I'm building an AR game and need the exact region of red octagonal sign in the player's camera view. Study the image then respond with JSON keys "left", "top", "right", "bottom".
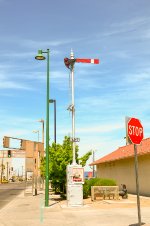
{"left": 128, "top": 118, "right": 144, "bottom": 145}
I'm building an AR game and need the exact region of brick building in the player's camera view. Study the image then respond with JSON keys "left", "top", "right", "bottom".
{"left": 0, "top": 150, "right": 13, "bottom": 182}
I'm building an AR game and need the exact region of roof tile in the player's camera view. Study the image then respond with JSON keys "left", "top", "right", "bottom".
{"left": 90, "top": 138, "right": 150, "bottom": 165}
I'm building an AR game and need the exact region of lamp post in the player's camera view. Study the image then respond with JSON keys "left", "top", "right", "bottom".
{"left": 35, "top": 49, "right": 50, "bottom": 207}
{"left": 32, "top": 130, "right": 39, "bottom": 196}
{"left": 32, "top": 130, "right": 39, "bottom": 142}
{"left": 37, "top": 119, "right": 44, "bottom": 143}
{"left": 37, "top": 118, "right": 45, "bottom": 190}
{"left": 49, "top": 99, "right": 56, "bottom": 143}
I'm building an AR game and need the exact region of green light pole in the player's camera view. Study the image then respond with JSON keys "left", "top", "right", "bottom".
{"left": 35, "top": 49, "right": 50, "bottom": 207}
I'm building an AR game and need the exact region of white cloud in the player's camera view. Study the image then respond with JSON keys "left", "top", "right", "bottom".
{"left": 0, "top": 79, "right": 32, "bottom": 90}
{"left": 57, "top": 122, "right": 123, "bottom": 135}
{"left": 0, "top": 116, "right": 43, "bottom": 149}
{"left": 76, "top": 123, "right": 123, "bottom": 134}
{"left": 0, "top": 129, "right": 30, "bottom": 138}
{"left": 103, "top": 16, "right": 150, "bottom": 38}
{"left": 0, "top": 80, "right": 31, "bottom": 90}
{"left": 142, "top": 29, "right": 150, "bottom": 39}
{"left": 51, "top": 71, "right": 68, "bottom": 80}
{"left": 0, "top": 71, "right": 33, "bottom": 90}
{"left": 21, "top": 37, "right": 84, "bottom": 49}
{"left": 111, "top": 16, "right": 149, "bottom": 29}
{"left": 109, "top": 50, "right": 130, "bottom": 59}
{"left": 77, "top": 96, "right": 109, "bottom": 108}
{"left": 124, "top": 72, "right": 150, "bottom": 83}
{"left": 75, "top": 77, "right": 102, "bottom": 90}
{"left": 2, "top": 50, "right": 60, "bottom": 58}
{"left": 79, "top": 136, "right": 125, "bottom": 170}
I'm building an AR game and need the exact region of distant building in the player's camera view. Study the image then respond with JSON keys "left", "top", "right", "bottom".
{"left": 90, "top": 138, "right": 150, "bottom": 196}
{"left": 84, "top": 171, "right": 93, "bottom": 179}
{"left": 88, "top": 172, "right": 93, "bottom": 178}
{"left": 0, "top": 150, "right": 13, "bottom": 182}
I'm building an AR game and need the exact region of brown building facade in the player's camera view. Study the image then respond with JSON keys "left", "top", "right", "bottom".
{"left": 90, "top": 138, "right": 150, "bottom": 196}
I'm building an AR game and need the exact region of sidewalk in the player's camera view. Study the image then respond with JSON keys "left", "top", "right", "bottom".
{"left": 0, "top": 191, "right": 150, "bottom": 226}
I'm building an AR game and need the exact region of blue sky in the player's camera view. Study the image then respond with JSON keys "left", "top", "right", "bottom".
{"left": 0, "top": 0, "right": 150, "bottom": 171}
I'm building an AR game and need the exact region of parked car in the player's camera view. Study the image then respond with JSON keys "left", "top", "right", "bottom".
{"left": 9, "top": 178, "right": 15, "bottom": 182}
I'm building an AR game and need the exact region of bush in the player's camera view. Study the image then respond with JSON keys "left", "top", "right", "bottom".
{"left": 94, "top": 178, "right": 116, "bottom": 186}
{"left": 83, "top": 182, "right": 89, "bottom": 199}
{"left": 83, "top": 178, "right": 117, "bottom": 199}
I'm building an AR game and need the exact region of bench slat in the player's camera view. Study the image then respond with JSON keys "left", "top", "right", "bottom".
{"left": 91, "top": 186, "right": 119, "bottom": 201}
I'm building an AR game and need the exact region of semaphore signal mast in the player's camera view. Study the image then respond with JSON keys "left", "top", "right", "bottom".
{"left": 64, "top": 49, "right": 100, "bottom": 207}
{"left": 64, "top": 50, "right": 99, "bottom": 165}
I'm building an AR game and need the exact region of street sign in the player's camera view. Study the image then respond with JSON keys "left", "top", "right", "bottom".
{"left": 70, "top": 138, "right": 80, "bottom": 142}
{"left": 128, "top": 118, "right": 143, "bottom": 145}
{"left": 127, "top": 117, "right": 143, "bottom": 225}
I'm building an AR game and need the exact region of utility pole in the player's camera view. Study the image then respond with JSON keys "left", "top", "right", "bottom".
{"left": 0, "top": 161, "right": 3, "bottom": 183}
{"left": 7, "top": 162, "right": 8, "bottom": 181}
{"left": 1, "top": 151, "right": 4, "bottom": 183}
{"left": 92, "top": 151, "right": 95, "bottom": 178}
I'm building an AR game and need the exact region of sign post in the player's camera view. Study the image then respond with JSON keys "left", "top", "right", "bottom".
{"left": 127, "top": 117, "right": 144, "bottom": 226}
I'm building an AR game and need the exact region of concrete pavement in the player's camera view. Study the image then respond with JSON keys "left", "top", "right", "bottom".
{"left": 0, "top": 191, "right": 150, "bottom": 226}
{"left": 0, "top": 182, "right": 25, "bottom": 209}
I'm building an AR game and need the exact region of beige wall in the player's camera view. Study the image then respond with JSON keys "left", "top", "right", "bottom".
{"left": 96, "top": 154, "right": 150, "bottom": 196}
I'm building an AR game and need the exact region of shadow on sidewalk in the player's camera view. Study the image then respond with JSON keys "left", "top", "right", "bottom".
{"left": 49, "top": 201, "right": 60, "bottom": 207}
{"left": 129, "top": 222, "right": 145, "bottom": 226}
{"left": 49, "top": 195, "right": 65, "bottom": 207}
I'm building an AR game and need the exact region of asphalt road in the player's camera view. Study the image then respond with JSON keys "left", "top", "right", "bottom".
{"left": 0, "top": 182, "right": 25, "bottom": 209}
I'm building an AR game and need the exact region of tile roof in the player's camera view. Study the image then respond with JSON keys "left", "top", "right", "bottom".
{"left": 90, "top": 137, "right": 150, "bottom": 165}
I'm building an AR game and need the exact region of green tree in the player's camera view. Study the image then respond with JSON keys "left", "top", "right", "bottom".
{"left": 79, "top": 151, "right": 92, "bottom": 167}
{"left": 40, "top": 136, "right": 92, "bottom": 193}
{"left": 40, "top": 156, "right": 45, "bottom": 178}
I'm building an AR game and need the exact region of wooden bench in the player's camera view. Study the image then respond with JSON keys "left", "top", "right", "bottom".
{"left": 91, "top": 186, "right": 119, "bottom": 201}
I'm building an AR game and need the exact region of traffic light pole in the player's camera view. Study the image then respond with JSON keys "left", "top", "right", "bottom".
{"left": 0, "top": 151, "right": 4, "bottom": 183}
{"left": 7, "top": 162, "right": 9, "bottom": 181}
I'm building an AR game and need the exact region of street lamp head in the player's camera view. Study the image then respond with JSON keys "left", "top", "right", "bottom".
{"left": 37, "top": 119, "right": 44, "bottom": 123}
{"left": 49, "top": 99, "right": 54, "bottom": 103}
{"left": 35, "top": 50, "right": 46, "bottom": 60}
{"left": 32, "top": 130, "right": 39, "bottom": 133}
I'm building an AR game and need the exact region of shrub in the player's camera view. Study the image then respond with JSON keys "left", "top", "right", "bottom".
{"left": 83, "top": 182, "right": 90, "bottom": 199}
{"left": 85, "top": 178, "right": 100, "bottom": 195}
{"left": 94, "top": 178, "right": 116, "bottom": 186}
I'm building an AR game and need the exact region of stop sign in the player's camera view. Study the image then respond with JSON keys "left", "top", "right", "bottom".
{"left": 128, "top": 118, "right": 144, "bottom": 145}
